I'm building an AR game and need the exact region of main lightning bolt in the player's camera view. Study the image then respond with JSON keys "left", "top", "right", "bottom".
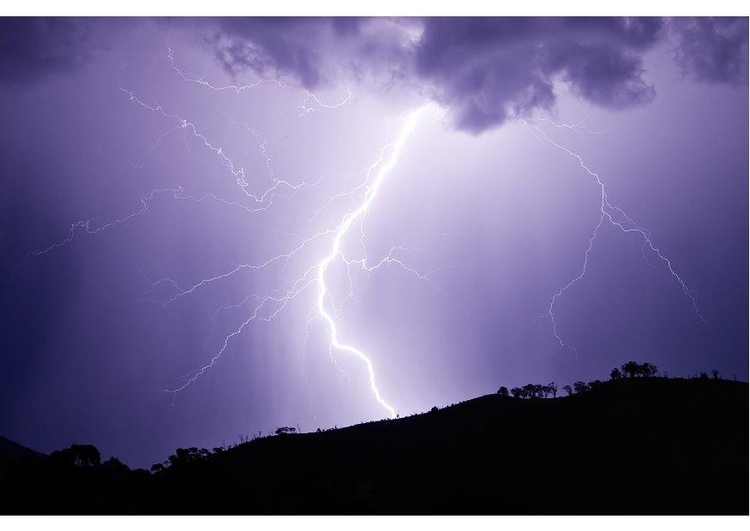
{"left": 315, "top": 106, "right": 430, "bottom": 419}
{"left": 23, "top": 37, "right": 444, "bottom": 423}
{"left": 157, "top": 105, "right": 432, "bottom": 415}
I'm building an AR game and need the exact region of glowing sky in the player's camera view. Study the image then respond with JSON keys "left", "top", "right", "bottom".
{"left": 0, "top": 17, "right": 747, "bottom": 468}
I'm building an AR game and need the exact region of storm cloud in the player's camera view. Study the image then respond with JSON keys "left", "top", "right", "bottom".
{"left": 670, "top": 17, "right": 749, "bottom": 85}
{"left": 2, "top": 17, "right": 746, "bottom": 131}
{"left": 211, "top": 17, "right": 418, "bottom": 91}
{"left": 212, "top": 17, "right": 747, "bottom": 133}
{"left": 413, "top": 17, "right": 663, "bottom": 132}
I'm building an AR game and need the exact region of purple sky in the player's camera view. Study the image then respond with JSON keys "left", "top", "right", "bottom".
{"left": 0, "top": 17, "right": 747, "bottom": 469}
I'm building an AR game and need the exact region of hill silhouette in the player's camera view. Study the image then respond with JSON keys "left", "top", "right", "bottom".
{"left": 1, "top": 375, "right": 747, "bottom": 514}
{"left": 0, "top": 435, "right": 45, "bottom": 465}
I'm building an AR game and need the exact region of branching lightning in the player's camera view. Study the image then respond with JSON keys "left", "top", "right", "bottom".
{"left": 32, "top": 34, "right": 699, "bottom": 422}
{"left": 314, "top": 106, "right": 430, "bottom": 419}
{"left": 525, "top": 119, "right": 704, "bottom": 359}
{"left": 153, "top": 106, "right": 432, "bottom": 414}
{"left": 24, "top": 43, "right": 440, "bottom": 419}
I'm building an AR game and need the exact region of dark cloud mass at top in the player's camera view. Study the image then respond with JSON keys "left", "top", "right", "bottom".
{"left": 670, "top": 17, "right": 749, "bottom": 85}
{"left": 0, "top": 17, "right": 747, "bottom": 131}
{"left": 211, "top": 17, "right": 667, "bottom": 132}
{"left": 413, "top": 17, "right": 664, "bottom": 132}
{"left": 212, "top": 17, "right": 417, "bottom": 91}
{"left": 213, "top": 16, "right": 747, "bottom": 133}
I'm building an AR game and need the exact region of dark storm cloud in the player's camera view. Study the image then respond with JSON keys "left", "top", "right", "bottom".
{"left": 212, "top": 17, "right": 415, "bottom": 90}
{"left": 414, "top": 17, "right": 663, "bottom": 132}
{"left": 212, "top": 16, "right": 749, "bottom": 134}
{"left": 213, "top": 18, "right": 327, "bottom": 87}
{"left": 213, "top": 17, "right": 666, "bottom": 133}
{"left": 671, "top": 17, "right": 749, "bottom": 85}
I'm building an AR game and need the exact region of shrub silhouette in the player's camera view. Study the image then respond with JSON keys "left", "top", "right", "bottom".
{"left": 165, "top": 447, "right": 210, "bottom": 469}
{"left": 547, "top": 382, "right": 557, "bottom": 398}
{"left": 621, "top": 361, "right": 641, "bottom": 378}
{"left": 620, "top": 361, "right": 658, "bottom": 378}
{"left": 49, "top": 444, "right": 101, "bottom": 469}
{"left": 522, "top": 383, "right": 541, "bottom": 399}
{"left": 573, "top": 381, "right": 590, "bottom": 394}
{"left": 497, "top": 386, "right": 509, "bottom": 397}
{"left": 640, "top": 363, "right": 658, "bottom": 377}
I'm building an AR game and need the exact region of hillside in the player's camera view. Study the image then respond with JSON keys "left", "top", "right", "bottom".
{"left": 0, "top": 435, "right": 45, "bottom": 465}
{"left": 1, "top": 376, "right": 747, "bottom": 514}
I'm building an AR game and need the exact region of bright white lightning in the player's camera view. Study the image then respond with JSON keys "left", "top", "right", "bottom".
{"left": 24, "top": 43, "right": 449, "bottom": 420}
{"left": 28, "top": 68, "right": 439, "bottom": 414}
{"left": 315, "top": 106, "right": 431, "bottom": 419}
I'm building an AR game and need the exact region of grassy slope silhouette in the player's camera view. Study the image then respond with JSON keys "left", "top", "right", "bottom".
{"left": 1, "top": 376, "right": 747, "bottom": 514}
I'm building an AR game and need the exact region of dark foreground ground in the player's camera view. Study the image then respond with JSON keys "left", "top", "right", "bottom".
{"left": 1, "top": 377, "right": 747, "bottom": 514}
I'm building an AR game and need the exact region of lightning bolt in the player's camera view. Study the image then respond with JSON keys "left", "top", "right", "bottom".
{"left": 31, "top": 38, "right": 699, "bottom": 421}
{"left": 314, "top": 106, "right": 430, "bottom": 419}
{"left": 23, "top": 34, "right": 447, "bottom": 424}
{"left": 154, "top": 106, "right": 432, "bottom": 415}
{"left": 525, "top": 119, "right": 704, "bottom": 358}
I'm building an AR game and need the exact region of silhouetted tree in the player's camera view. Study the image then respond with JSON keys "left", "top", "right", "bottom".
{"left": 621, "top": 361, "right": 641, "bottom": 378}
{"left": 617, "top": 361, "right": 659, "bottom": 378}
{"left": 522, "top": 384, "right": 539, "bottom": 399}
{"left": 49, "top": 444, "right": 101, "bottom": 469}
{"left": 562, "top": 385, "right": 573, "bottom": 396}
{"left": 699, "top": 371, "right": 709, "bottom": 380}
{"left": 497, "top": 386, "right": 509, "bottom": 397}
{"left": 511, "top": 387, "right": 522, "bottom": 399}
{"left": 166, "top": 447, "right": 210, "bottom": 469}
{"left": 102, "top": 457, "right": 129, "bottom": 474}
{"left": 548, "top": 382, "right": 557, "bottom": 398}
{"left": 712, "top": 370, "right": 720, "bottom": 380}
{"left": 275, "top": 426, "right": 297, "bottom": 435}
{"left": 588, "top": 379, "right": 604, "bottom": 391}
{"left": 639, "top": 363, "right": 658, "bottom": 377}
{"left": 573, "top": 381, "right": 590, "bottom": 394}
{"left": 610, "top": 368, "right": 623, "bottom": 380}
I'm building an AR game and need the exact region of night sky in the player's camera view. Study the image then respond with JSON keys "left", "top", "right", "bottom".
{"left": 0, "top": 17, "right": 747, "bottom": 469}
